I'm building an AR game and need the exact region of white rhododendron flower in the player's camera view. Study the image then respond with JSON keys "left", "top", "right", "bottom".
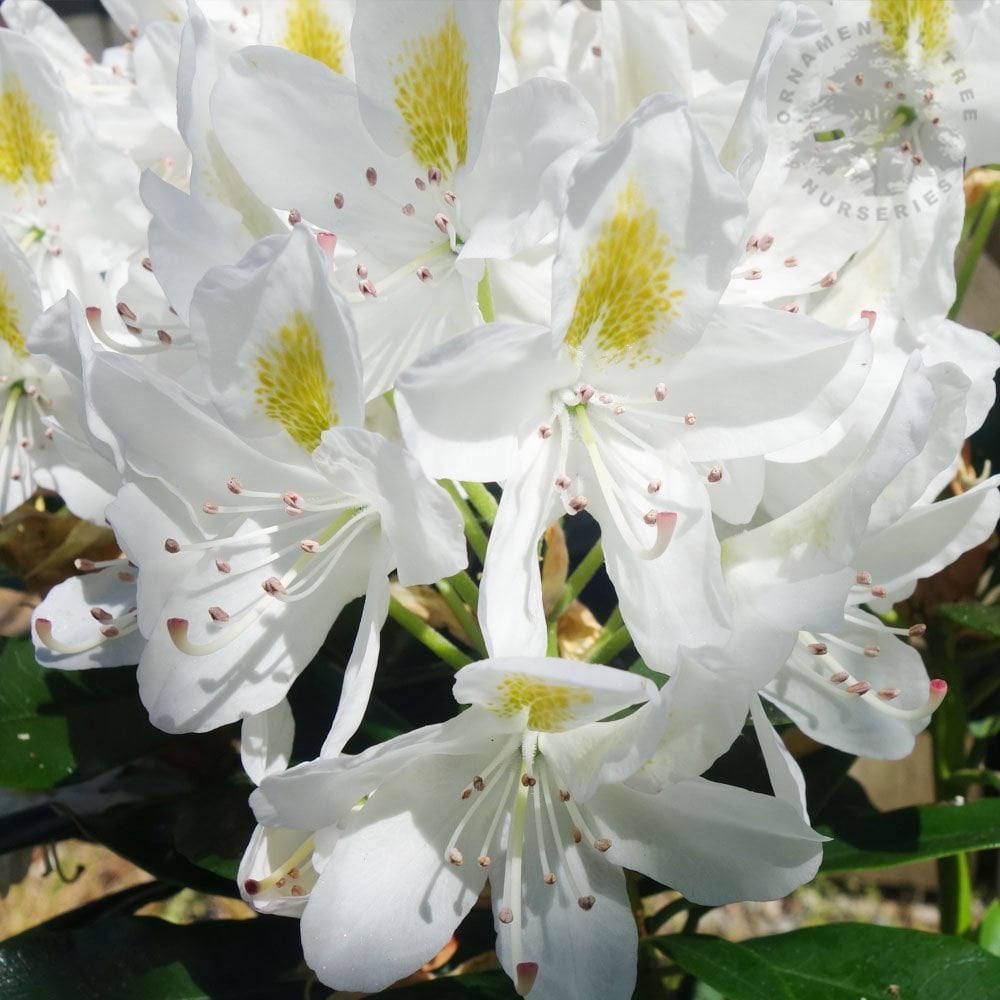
{"left": 0, "top": 28, "right": 146, "bottom": 308}
{"left": 245, "top": 658, "right": 825, "bottom": 999}
{"left": 397, "top": 92, "right": 874, "bottom": 671}
{"left": 84, "top": 227, "right": 465, "bottom": 735}
{"left": 211, "top": 0, "right": 597, "bottom": 395}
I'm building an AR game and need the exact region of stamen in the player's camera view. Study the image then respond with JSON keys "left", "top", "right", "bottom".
{"left": 34, "top": 614, "right": 139, "bottom": 655}
{"left": 516, "top": 962, "right": 538, "bottom": 997}
{"left": 502, "top": 758, "right": 533, "bottom": 986}
{"left": 244, "top": 837, "right": 315, "bottom": 897}
{"left": 572, "top": 405, "right": 677, "bottom": 559}
{"left": 84, "top": 306, "right": 167, "bottom": 355}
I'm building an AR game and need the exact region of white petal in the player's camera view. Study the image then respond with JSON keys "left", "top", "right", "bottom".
{"left": 479, "top": 432, "right": 564, "bottom": 658}
{"left": 454, "top": 657, "right": 654, "bottom": 732}
{"left": 672, "top": 306, "right": 873, "bottom": 461}
{"left": 717, "top": 1, "right": 800, "bottom": 192}
{"left": 766, "top": 616, "right": 933, "bottom": 760}
{"left": 319, "top": 544, "right": 393, "bottom": 757}
{"left": 457, "top": 77, "right": 597, "bottom": 261}
{"left": 32, "top": 567, "right": 144, "bottom": 671}
{"left": 395, "top": 322, "right": 572, "bottom": 483}
{"left": 860, "top": 477, "right": 1000, "bottom": 603}
{"left": 300, "top": 754, "right": 491, "bottom": 992}
{"left": 241, "top": 698, "right": 295, "bottom": 786}
{"left": 312, "top": 426, "right": 466, "bottom": 585}
{"left": 190, "top": 226, "right": 365, "bottom": 456}
{"left": 749, "top": 695, "right": 809, "bottom": 817}
{"left": 552, "top": 93, "right": 746, "bottom": 366}
{"left": 495, "top": 829, "right": 636, "bottom": 1000}
{"left": 597, "top": 777, "right": 825, "bottom": 904}
{"left": 351, "top": 0, "right": 500, "bottom": 177}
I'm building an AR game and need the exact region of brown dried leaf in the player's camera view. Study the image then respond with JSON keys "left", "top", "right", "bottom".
{"left": 389, "top": 581, "right": 470, "bottom": 645}
{"left": 0, "top": 586, "right": 37, "bottom": 636}
{"left": 964, "top": 166, "right": 1000, "bottom": 207}
{"left": 0, "top": 495, "right": 119, "bottom": 596}
{"left": 541, "top": 522, "right": 569, "bottom": 615}
{"left": 556, "top": 600, "right": 603, "bottom": 660}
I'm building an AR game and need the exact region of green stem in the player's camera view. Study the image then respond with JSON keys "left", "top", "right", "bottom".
{"left": 439, "top": 480, "right": 489, "bottom": 563}
{"left": 646, "top": 897, "right": 693, "bottom": 934}
{"left": 546, "top": 618, "right": 560, "bottom": 656}
{"left": 547, "top": 538, "right": 605, "bottom": 622}
{"left": 960, "top": 191, "right": 988, "bottom": 244}
{"left": 950, "top": 187, "right": 1000, "bottom": 320}
{"left": 461, "top": 481, "right": 499, "bottom": 527}
{"left": 938, "top": 855, "right": 973, "bottom": 936}
{"left": 446, "top": 570, "right": 480, "bottom": 613}
{"left": 930, "top": 624, "right": 972, "bottom": 935}
{"left": 681, "top": 904, "right": 709, "bottom": 935}
{"left": 586, "top": 608, "right": 630, "bottom": 664}
{"left": 435, "top": 577, "right": 487, "bottom": 657}
{"left": 477, "top": 263, "right": 496, "bottom": 323}
{"left": 388, "top": 595, "right": 472, "bottom": 670}
{"left": 947, "top": 767, "right": 1000, "bottom": 793}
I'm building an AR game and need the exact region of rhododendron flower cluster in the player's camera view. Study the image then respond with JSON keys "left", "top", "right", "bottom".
{"left": 3, "top": 1, "right": 997, "bottom": 998}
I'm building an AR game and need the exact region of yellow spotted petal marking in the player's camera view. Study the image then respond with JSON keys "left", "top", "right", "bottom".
{"left": 564, "top": 178, "right": 682, "bottom": 367}
{"left": 0, "top": 274, "right": 25, "bottom": 357}
{"left": 508, "top": 0, "right": 526, "bottom": 62}
{"left": 870, "top": 0, "right": 951, "bottom": 60}
{"left": 254, "top": 310, "right": 336, "bottom": 452}
{"left": 0, "top": 74, "right": 57, "bottom": 187}
{"left": 282, "top": 0, "right": 345, "bottom": 74}
{"left": 393, "top": 6, "right": 469, "bottom": 178}
{"left": 493, "top": 674, "right": 594, "bottom": 733}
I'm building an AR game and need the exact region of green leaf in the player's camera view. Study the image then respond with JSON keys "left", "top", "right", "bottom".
{"left": 0, "top": 915, "right": 305, "bottom": 999}
{"left": 657, "top": 926, "right": 1000, "bottom": 1000}
{"left": 655, "top": 935, "right": 793, "bottom": 1000}
{"left": 72, "top": 784, "right": 252, "bottom": 899}
{"left": 0, "top": 636, "right": 165, "bottom": 790}
{"left": 820, "top": 798, "right": 1000, "bottom": 872}
{"left": 0, "top": 637, "right": 76, "bottom": 789}
{"left": 939, "top": 603, "right": 1000, "bottom": 637}
{"left": 978, "top": 900, "right": 1000, "bottom": 958}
